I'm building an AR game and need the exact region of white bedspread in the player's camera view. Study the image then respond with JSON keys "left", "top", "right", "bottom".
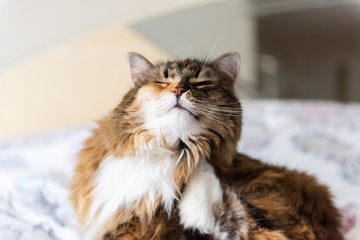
{"left": 0, "top": 100, "right": 359, "bottom": 239}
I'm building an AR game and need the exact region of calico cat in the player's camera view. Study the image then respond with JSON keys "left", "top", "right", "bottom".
{"left": 70, "top": 52, "right": 344, "bottom": 240}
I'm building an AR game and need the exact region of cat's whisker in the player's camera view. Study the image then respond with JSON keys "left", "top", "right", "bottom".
{"left": 194, "top": 104, "right": 234, "bottom": 118}
{"left": 107, "top": 108, "right": 141, "bottom": 119}
{"left": 185, "top": 149, "right": 191, "bottom": 170}
{"left": 192, "top": 102, "right": 243, "bottom": 115}
{"left": 199, "top": 106, "right": 242, "bottom": 114}
{"left": 194, "top": 97, "right": 240, "bottom": 105}
{"left": 204, "top": 37, "right": 220, "bottom": 63}
{"left": 198, "top": 106, "right": 242, "bottom": 115}
{"left": 176, "top": 150, "right": 185, "bottom": 166}
{"left": 105, "top": 115, "right": 144, "bottom": 123}
{"left": 193, "top": 107, "right": 237, "bottom": 128}
{"left": 194, "top": 101, "right": 241, "bottom": 108}
{"left": 108, "top": 122, "right": 145, "bottom": 147}
{"left": 194, "top": 109, "right": 227, "bottom": 124}
{"left": 197, "top": 103, "right": 242, "bottom": 110}
{"left": 103, "top": 114, "right": 133, "bottom": 120}
{"left": 114, "top": 106, "right": 140, "bottom": 112}
{"left": 194, "top": 108, "right": 241, "bottom": 130}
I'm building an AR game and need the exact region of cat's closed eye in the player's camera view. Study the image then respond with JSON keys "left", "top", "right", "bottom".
{"left": 154, "top": 81, "right": 169, "bottom": 87}
{"left": 192, "top": 81, "right": 213, "bottom": 88}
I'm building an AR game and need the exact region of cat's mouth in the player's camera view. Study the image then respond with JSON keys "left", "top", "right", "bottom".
{"left": 172, "top": 104, "right": 199, "bottom": 120}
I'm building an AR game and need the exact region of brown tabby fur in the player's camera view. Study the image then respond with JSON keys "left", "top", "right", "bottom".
{"left": 215, "top": 154, "right": 343, "bottom": 240}
{"left": 70, "top": 52, "right": 344, "bottom": 239}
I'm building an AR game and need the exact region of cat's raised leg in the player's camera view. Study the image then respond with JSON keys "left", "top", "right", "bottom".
{"left": 179, "top": 160, "right": 248, "bottom": 240}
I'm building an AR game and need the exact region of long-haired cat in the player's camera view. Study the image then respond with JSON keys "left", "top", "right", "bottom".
{"left": 70, "top": 52, "right": 344, "bottom": 240}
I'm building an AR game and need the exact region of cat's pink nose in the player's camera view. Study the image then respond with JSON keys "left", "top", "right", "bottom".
{"left": 170, "top": 87, "right": 185, "bottom": 96}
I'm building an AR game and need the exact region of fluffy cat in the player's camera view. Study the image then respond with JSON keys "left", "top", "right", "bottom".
{"left": 70, "top": 52, "right": 344, "bottom": 240}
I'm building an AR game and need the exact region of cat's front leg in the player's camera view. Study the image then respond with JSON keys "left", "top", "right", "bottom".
{"left": 212, "top": 186, "right": 250, "bottom": 240}
{"left": 179, "top": 160, "right": 248, "bottom": 240}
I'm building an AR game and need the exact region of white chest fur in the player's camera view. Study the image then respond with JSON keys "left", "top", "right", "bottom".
{"left": 86, "top": 153, "right": 179, "bottom": 238}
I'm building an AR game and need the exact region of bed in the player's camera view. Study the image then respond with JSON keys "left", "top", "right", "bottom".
{"left": 0, "top": 100, "right": 359, "bottom": 239}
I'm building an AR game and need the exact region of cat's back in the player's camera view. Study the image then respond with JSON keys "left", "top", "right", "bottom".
{"left": 217, "top": 153, "right": 344, "bottom": 240}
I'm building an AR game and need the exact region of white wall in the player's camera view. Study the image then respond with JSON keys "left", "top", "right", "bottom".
{"left": 0, "top": 0, "right": 219, "bottom": 73}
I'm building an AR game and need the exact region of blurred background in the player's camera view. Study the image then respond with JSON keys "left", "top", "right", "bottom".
{"left": 1, "top": 0, "right": 360, "bottom": 140}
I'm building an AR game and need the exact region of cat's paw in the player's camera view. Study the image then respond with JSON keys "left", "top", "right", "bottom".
{"left": 213, "top": 187, "right": 249, "bottom": 240}
{"left": 179, "top": 160, "right": 223, "bottom": 234}
{"left": 179, "top": 161, "right": 248, "bottom": 240}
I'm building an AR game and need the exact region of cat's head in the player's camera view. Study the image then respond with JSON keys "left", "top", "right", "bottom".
{"left": 108, "top": 52, "right": 242, "bottom": 164}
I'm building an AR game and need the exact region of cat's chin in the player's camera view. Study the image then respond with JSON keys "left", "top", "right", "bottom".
{"left": 170, "top": 105, "right": 198, "bottom": 120}
{"left": 152, "top": 106, "right": 204, "bottom": 146}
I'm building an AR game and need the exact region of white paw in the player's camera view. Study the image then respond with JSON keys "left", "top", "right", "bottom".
{"left": 179, "top": 160, "right": 223, "bottom": 234}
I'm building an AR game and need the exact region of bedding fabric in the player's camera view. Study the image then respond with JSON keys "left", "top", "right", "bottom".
{"left": 0, "top": 100, "right": 359, "bottom": 239}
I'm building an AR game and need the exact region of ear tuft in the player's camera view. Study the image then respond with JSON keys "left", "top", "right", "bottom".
{"left": 128, "top": 52, "right": 153, "bottom": 87}
{"left": 213, "top": 52, "right": 240, "bottom": 89}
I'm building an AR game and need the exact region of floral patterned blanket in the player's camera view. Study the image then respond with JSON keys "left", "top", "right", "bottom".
{"left": 0, "top": 100, "right": 359, "bottom": 239}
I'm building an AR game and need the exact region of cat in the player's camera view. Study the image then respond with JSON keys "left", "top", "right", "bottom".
{"left": 70, "top": 52, "right": 344, "bottom": 240}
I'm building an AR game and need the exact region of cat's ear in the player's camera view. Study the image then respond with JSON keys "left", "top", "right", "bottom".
{"left": 128, "top": 52, "right": 153, "bottom": 87}
{"left": 213, "top": 52, "right": 240, "bottom": 90}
